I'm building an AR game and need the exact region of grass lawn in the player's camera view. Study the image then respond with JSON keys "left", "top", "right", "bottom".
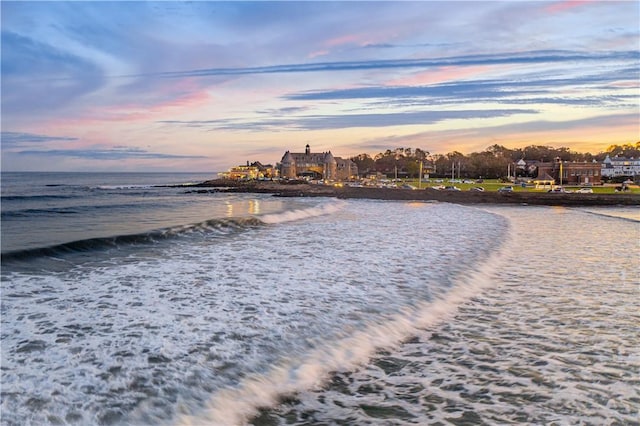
{"left": 402, "top": 178, "right": 640, "bottom": 194}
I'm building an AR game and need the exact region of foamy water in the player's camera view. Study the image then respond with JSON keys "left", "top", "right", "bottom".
{"left": 252, "top": 206, "right": 639, "bottom": 425}
{"left": 2, "top": 178, "right": 638, "bottom": 425}
{"left": 2, "top": 195, "right": 507, "bottom": 425}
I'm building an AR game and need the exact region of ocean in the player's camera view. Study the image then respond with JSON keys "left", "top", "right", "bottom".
{"left": 1, "top": 172, "right": 638, "bottom": 426}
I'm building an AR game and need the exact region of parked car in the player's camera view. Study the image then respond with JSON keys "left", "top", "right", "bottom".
{"left": 575, "top": 188, "right": 593, "bottom": 194}
{"left": 498, "top": 186, "right": 514, "bottom": 193}
{"left": 470, "top": 187, "right": 485, "bottom": 192}
{"left": 444, "top": 186, "right": 461, "bottom": 191}
{"left": 548, "top": 187, "right": 570, "bottom": 193}
{"left": 431, "top": 185, "right": 445, "bottom": 190}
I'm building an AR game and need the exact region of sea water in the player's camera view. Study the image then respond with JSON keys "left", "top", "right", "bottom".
{"left": 1, "top": 173, "right": 638, "bottom": 425}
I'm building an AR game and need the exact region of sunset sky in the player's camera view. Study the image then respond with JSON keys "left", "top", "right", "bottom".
{"left": 2, "top": 1, "right": 639, "bottom": 172}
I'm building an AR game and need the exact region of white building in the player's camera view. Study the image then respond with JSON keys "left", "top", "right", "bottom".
{"left": 601, "top": 155, "right": 640, "bottom": 178}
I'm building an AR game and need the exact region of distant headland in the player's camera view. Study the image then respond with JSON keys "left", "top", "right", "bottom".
{"left": 202, "top": 143, "right": 640, "bottom": 206}
{"left": 191, "top": 179, "right": 640, "bottom": 206}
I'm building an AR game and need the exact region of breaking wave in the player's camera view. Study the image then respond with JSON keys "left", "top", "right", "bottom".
{"left": 175, "top": 220, "right": 511, "bottom": 425}
{"left": 1, "top": 200, "right": 345, "bottom": 263}
{"left": 1, "top": 217, "right": 264, "bottom": 262}
{"left": 260, "top": 200, "right": 345, "bottom": 224}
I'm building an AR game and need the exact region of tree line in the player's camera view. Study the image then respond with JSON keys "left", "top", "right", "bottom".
{"left": 350, "top": 142, "right": 640, "bottom": 179}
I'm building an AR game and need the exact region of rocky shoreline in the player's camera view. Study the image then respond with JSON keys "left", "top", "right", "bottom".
{"left": 192, "top": 179, "right": 640, "bottom": 206}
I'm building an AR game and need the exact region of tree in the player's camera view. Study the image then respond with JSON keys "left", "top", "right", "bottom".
{"left": 350, "top": 153, "right": 376, "bottom": 174}
{"left": 350, "top": 142, "right": 633, "bottom": 179}
{"left": 414, "top": 148, "right": 429, "bottom": 161}
{"left": 605, "top": 142, "right": 640, "bottom": 158}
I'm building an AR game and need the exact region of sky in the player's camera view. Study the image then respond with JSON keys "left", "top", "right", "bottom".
{"left": 1, "top": 1, "right": 639, "bottom": 172}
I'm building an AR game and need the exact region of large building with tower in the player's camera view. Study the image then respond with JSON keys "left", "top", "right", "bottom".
{"left": 279, "top": 144, "right": 357, "bottom": 181}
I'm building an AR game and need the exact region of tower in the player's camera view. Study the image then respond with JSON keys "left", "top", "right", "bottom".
{"left": 280, "top": 151, "right": 296, "bottom": 179}
{"left": 323, "top": 151, "right": 337, "bottom": 181}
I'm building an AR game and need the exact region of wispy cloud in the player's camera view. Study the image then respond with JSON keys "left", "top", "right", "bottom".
{"left": 1, "top": 31, "right": 104, "bottom": 114}
{"left": 545, "top": 0, "right": 591, "bottom": 15}
{"left": 14, "top": 146, "right": 207, "bottom": 161}
{"left": 285, "top": 69, "right": 638, "bottom": 102}
{"left": 1, "top": 131, "right": 78, "bottom": 147}
{"left": 153, "top": 50, "right": 639, "bottom": 79}
{"left": 288, "top": 109, "right": 538, "bottom": 131}
{"left": 255, "top": 106, "right": 310, "bottom": 116}
{"left": 355, "top": 112, "right": 640, "bottom": 155}
{"left": 160, "top": 109, "right": 537, "bottom": 132}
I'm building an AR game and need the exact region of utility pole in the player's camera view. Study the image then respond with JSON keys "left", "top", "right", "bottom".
{"left": 418, "top": 161, "right": 423, "bottom": 189}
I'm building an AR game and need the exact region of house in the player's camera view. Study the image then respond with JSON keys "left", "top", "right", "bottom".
{"left": 602, "top": 155, "right": 640, "bottom": 178}
{"left": 219, "top": 161, "right": 276, "bottom": 180}
{"left": 279, "top": 144, "right": 357, "bottom": 181}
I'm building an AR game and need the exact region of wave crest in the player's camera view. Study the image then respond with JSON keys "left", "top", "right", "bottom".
{"left": 260, "top": 201, "right": 345, "bottom": 224}
{"left": 1, "top": 217, "right": 264, "bottom": 262}
{"left": 174, "top": 222, "right": 512, "bottom": 425}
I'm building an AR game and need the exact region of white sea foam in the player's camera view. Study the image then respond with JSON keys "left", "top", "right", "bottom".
{"left": 1, "top": 200, "right": 508, "bottom": 425}
{"left": 175, "top": 210, "right": 511, "bottom": 425}
{"left": 253, "top": 205, "right": 640, "bottom": 425}
{"left": 92, "top": 184, "right": 156, "bottom": 190}
{"left": 4, "top": 201, "right": 633, "bottom": 425}
{"left": 259, "top": 200, "right": 345, "bottom": 224}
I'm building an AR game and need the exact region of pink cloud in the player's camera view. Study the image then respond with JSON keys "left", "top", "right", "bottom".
{"left": 387, "top": 65, "right": 496, "bottom": 87}
{"left": 325, "top": 34, "right": 361, "bottom": 48}
{"left": 53, "top": 82, "right": 211, "bottom": 129}
{"left": 308, "top": 49, "right": 330, "bottom": 59}
{"left": 545, "top": 0, "right": 591, "bottom": 14}
{"left": 308, "top": 32, "right": 387, "bottom": 58}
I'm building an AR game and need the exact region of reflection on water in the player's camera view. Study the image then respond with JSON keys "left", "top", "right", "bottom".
{"left": 249, "top": 199, "right": 261, "bottom": 215}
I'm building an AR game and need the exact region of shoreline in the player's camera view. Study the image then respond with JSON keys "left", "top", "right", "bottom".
{"left": 192, "top": 180, "right": 640, "bottom": 206}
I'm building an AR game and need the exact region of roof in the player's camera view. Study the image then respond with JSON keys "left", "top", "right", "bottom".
{"left": 534, "top": 173, "right": 555, "bottom": 182}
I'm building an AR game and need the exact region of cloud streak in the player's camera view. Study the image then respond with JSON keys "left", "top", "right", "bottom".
{"left": 160, "top": 109, "right": 537, "bottom": 132}
{"left": 1, "top": 131, "right": 78, "bottom": 147}
{"left": 285, "top": 69, "right": 638, "bottom": 102}
{"left": 1, "top": 30, "right": 105, "bottom": 114}
{"left": 13, "top": 146, "right": 207, "bottom": 161}
{"left": 353, "top": 112, "right": 640, "bottom": 155}
{"left": 152, "top": 50, "right": 639, "bottom": 79}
